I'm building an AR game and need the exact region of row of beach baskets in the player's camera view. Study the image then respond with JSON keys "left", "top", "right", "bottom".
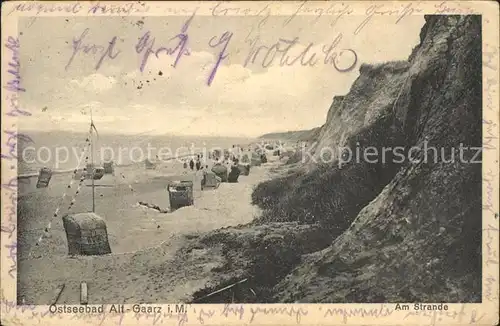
{"left": 168, "top": 162, "right": 252, "bottom": 211}
{"left": 168, "top": 151, "right": 273, "bottom": 211}
{"left": 36, "top": 163, "right": 116, "bottom": 189}
{"left": 57, "top": 152, "right": 272, "bottom": 256}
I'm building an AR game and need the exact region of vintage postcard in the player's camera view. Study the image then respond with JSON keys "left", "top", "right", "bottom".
{"left": 1, "top": 1, "right": 499, "bottom": 325}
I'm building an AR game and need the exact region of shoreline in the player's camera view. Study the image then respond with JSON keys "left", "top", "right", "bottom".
{"left": 17, "top": 153, "right": 202, "bottom": 179}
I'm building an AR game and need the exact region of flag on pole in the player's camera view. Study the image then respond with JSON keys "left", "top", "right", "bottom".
{"left": 90, "top": 120, "right": 99, "bottom": 139}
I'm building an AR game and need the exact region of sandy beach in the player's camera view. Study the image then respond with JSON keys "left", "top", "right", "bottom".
{"left": 17, "top": 154, "right": 281, "bottom": 304}
{"left": 5, "top": 10, "right": 490, "bottom": 314}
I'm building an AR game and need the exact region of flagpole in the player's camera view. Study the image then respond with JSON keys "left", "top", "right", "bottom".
{"left": 90, "top": 107, "right": 95, "bottom": 213}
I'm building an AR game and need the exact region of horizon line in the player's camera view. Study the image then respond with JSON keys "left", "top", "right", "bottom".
{"left": 19, "top": 128, "right": 264, "bottom": 139}
{"left": 19, "top": 128, "right": 319, "bottom": 139}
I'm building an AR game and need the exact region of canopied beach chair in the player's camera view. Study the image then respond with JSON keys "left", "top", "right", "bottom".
{"left": 240, "top": 153, "right": 250, "bottom": 164}
{"left": 103, "top": 161, "right": 114, "bottom": 174}
{"left": 228, "top": 165, "right": 241, "bottom": 183}
{"left": 251, "top": 153, "right": 262, "bottom": 166}
{"left": 85, "top": 164, "right": 105, "bottom": 180}
{"left": 201, "top": 171, "right": 221, "bottom": 190}
{"left": 238, "top": 164, "right": 250, "bottom": 176}
{"left": 62, "top": 213, "right": 112, "bottom": 256}
{"left": 36, "top": 167, "right": 52, "bottom": 188}
{"left": 167, "top": 180, "right": 194, "bottom": 210}
{"left": 211, "top": 163, "right": 228, "bottom": 182}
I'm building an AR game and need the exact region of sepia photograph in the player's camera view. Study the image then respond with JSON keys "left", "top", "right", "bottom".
{"left": 1, "top": 2, "right": 494, "bottom": 315}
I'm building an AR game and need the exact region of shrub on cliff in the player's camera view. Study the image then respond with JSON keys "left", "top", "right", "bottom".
{"left": 252, "top": 116, "right": 406, "bottom": 231}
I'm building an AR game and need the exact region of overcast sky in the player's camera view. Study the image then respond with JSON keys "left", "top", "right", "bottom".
{"left": 19, "top": 13, "right": 424, "bottom": 137}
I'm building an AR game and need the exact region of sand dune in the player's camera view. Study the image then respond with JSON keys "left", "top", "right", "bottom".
{"left": 18, "top": 156, "right": 281, "bottom": 304}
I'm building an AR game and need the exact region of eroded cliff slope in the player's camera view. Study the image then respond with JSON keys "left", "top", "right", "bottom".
{"left": 187, "top": 15, "right": 482, "bottom": 303}
{"left": 275, "top": 14, "right": 482, "bottom": 303}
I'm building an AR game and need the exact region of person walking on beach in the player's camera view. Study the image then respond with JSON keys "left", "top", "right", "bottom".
{"left": 202, "top": 165, "right": 209, "bottom": 178}
{"left": 189, "top": 159, "right": 194, "bottom": 170}
{"left": 183, "top": 160, "right": 188, "bottom": 169}
{"left": 195, "top": 159, "right": 201, "bottom": 171}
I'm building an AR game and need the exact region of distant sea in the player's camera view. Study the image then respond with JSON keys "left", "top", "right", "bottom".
{"left": 17, "top": 130, "right": 256, "bottom": 174}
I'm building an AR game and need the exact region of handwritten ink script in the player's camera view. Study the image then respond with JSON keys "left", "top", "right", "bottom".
{"left": 2, "top": 36, "right": 33, "bottom": 281}
{"left": 5, "top": 241, "right": 17, "bottom": 279}
{"left": 4, "top": 36, "right": 32, "bottom": 118}
{"left": 68, "top": 305, "right": 190, "bottom": 326}
{"left": 65, "top": 12, "right": 358, "bottom": 86}
{"left": 88, "top": 1, "right": 150, "bottom": 15}
{"left": 193, "top": 305, "right": 308, "bottom": 324}
{"left": 1, "top": 177, "right": 19, "bottom": 243}
{"left": 284, "top": 2, "right": 423, "bottom": 34}
{"left": 5, "top": 2, "right": 82, "bottom": 16}
{"left": 135, "top": 12, "right": 195, "bottom": 73}
{"left": 207, "top": 31, "right": 232, "bottom": 86}
{"left": 6, "top": 1, "right": 150, "bottom": 16}
{"left": 249, "top": 306, "right": 308, "bottom": 324}
{"left": 65, "top": 28, "right": 122, "bottom": 71}
{"left": 485, "top": 224, "right": 499, "bottom": 267}
{"left": 324, "top": 304, "right": 393, "bottom": 324}
{"left": 482, "top": 49, "right": 498, "bottom": 217}
{"left": 1, "top": 131, "right": 21, "bottom": 280}
{"left": 482, "top": 167, "right": 496, "bottom": 216}
{"left": 1, "top": 130, "right": 33, "bottom": 161}
{"left": 244, "top": 33, "right": 357, "bottom": 72}
{"left": 4, "top": 37, "right": 25, "bottom": 93}
{"left": 482, "top": 38, "right": 499, "bottom": 319}
{"left": 0, "top": 300, "right": 498, "bottom": 325}
{"left": 404, "top": 304, "right": 486, "bottom": 325}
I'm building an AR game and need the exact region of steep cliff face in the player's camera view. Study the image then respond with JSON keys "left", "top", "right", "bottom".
{"left": 187, "top": 15, "right": 483, "bottom": 304}
{"left": 251, "top": 62, "right": 411, "bottom": 228}
{"left": 275, "top": 15, "right": 482, "bottom": 303}
{"left": 309, "top": 62, "right": 410, "bottom": 165}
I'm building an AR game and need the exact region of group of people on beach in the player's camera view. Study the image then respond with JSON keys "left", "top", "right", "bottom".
{"left": 183, "top": 153, "right": 241, "bottom": 171}
{"left": 184, "top": 154, "right": 204, "bottom": 171}
{"left": 182, "top": 144, "right": 249, "bottom": 170}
